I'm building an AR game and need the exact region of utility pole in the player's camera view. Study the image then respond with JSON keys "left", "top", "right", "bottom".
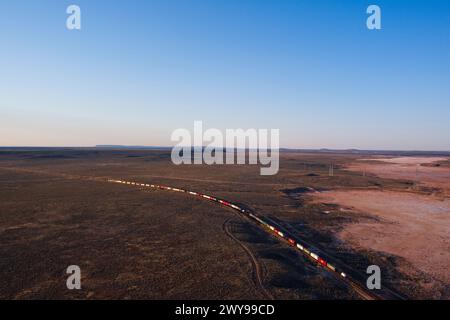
{"left": 415, "top": 164, "right": 419, "bottom": 189}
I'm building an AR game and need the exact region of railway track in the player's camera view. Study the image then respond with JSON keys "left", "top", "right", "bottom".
{"left": 106, "top": 178, "right": 404, "bottom": 300}
{"left": 0, "top": 167, "right": 403, "bottom": 300}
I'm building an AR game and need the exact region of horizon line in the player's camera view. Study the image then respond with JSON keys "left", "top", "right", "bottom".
{"left": 0, "top": 145, "right": 450, "bottom": 154}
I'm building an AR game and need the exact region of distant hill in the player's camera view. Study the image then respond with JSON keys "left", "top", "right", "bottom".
{"left": 95, "top": 145, "right": 172, "bottom": 150}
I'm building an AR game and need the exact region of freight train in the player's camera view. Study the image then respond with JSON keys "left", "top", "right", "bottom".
{"left": 108, "top": 179, "right": 348, "bottom": 280}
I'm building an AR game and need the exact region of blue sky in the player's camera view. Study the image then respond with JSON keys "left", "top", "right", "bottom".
{"left": 1, "top": 0, "right": 449, "bottom": 150}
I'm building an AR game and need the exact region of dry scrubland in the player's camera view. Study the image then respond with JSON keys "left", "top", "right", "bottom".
{"left": 0, "top": 149, "right": 448, "bottom": 299}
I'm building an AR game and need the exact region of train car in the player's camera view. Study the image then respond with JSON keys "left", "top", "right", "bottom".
{"left": 260, "top": 220, "right": 269, "bottom": 227}
{"left": 327, "top": 263, "right": 336, "bottom": 272}
{"left": 189, "top": 191, "right": 198, "bottom": 196}
{"left": 296, "top": 243, "right": 304, "bottom": 251}
{"left": 257, "top": 217, "right": 269, "bottom": 228}
{"left": 288, "top": 238, "right": 296, "bottom": 246}
{"left": 310, "top": 253, "right": 319, "bottom": 261}
{"left": 211, "top": 197, "right": 219, "bottom": 201}
{"left": 318, "top": 258, "right": 327, "bottom": 266}
{"left": 218, "top": 200, "right": 231, "bottom": 206}
{"left": 340, "top": 272, "right": 346, "bottom": 278}
{"left": 249, "top": 214, "right": 267, "bottom": 226}
{"left": 277, "top": 231, "right": 284, "bottom": 238}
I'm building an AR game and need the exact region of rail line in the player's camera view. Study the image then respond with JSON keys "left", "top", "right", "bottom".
{"left": 106, "top": 178, "right": 401, "bottom": 300}
{"left": 0, "top": 166, "right": 401, "bottom": 300}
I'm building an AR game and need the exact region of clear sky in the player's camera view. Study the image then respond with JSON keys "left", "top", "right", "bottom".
{"left": 1, "top": 0, "right": 449, "bottom": 150}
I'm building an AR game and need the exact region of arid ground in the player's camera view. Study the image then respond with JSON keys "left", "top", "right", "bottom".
{"left": 0, "top": 149, "right": 448, "bottom": 299}
{"left": 313, "top": 156, "right": 450, "bottom": 299}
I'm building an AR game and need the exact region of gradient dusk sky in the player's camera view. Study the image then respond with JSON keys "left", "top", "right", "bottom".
{"left": 1, "top": 0, "right": 449, "bottom": 150}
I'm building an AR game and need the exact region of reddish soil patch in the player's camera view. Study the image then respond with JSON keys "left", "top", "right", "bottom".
{"left": 346, "top": 157, "right": 450, "bottom": 195}
{"left": 313, "top": 190, "right": 450, "bottom": 298}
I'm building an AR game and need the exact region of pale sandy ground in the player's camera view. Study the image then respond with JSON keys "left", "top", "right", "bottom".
{"left": 357, "top": 156, "right": 448, "bottom": 164}
{"left": 313, "top": 156, "right": 450, "bottom": 298}
{"left": 313, "top": 190, "right": 450, "bottom": 298}
{"left": 346, "top": 157, "right": 450, "bottom": 195}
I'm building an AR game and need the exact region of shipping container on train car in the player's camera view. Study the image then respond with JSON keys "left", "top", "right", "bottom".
{"left": 249, "top": 213, "right": 265, "bottom": 225}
